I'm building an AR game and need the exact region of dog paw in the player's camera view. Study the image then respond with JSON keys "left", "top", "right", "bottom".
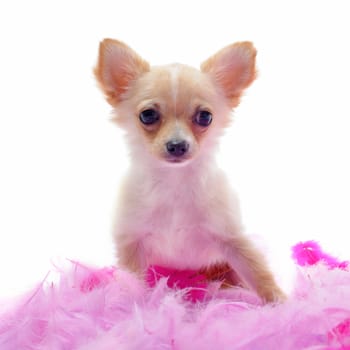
{"left": 258, "top": 285, "right": 287, "bottom": 304}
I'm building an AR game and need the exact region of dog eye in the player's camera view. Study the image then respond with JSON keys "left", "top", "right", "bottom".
{"left": 194, "top": 110, "right": 212, "bottom": 127}
{"left": 139, "top": 109, "right": 160, "bottom": 125}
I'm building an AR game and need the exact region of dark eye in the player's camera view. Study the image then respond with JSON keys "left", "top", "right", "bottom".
{"left": 194, "top": 110, "right": 212, "bottom": 127}
{"left": 139, "top": 109, "right": 160, "bottom": 125}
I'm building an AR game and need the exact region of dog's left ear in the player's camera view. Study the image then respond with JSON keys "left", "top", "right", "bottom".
{"left": 201, "top": 42, "right": 257, "bottom": 107}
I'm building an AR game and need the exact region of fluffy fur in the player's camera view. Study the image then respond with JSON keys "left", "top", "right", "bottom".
{"left": 94, "top": 38, "right": 285, "bottom": 302}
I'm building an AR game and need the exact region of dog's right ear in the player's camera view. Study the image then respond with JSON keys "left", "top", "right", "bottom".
{"left": 94, "top": 39, "right": 150, "bottom": 105}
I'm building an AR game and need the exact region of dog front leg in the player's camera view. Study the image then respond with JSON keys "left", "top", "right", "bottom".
{"left": 222, "top": 235, "right": 286, "bottom": 303}
{"left": 116, "top": 236, "right": 145, "bottom": 275}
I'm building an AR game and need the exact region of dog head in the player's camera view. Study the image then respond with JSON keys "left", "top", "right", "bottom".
{"left": 95, "top": 39, "right": 256, "bottom": 166}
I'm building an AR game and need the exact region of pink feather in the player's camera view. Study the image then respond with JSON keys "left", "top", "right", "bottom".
{"left": 0, "top": 242, "right": 349, "bottom": 350}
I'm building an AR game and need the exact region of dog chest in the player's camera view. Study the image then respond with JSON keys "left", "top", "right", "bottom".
{"left": 136, "top": 183, "right": 228, "bottom": 268}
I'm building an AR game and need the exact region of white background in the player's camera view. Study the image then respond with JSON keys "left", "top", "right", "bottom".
{"left": 0, "top": 1, "right": 349, "bottom": 298}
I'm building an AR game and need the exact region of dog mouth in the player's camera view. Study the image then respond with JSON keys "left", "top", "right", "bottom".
{"left": 161, "top": 151, "right": 195, "bottom": 165}
{"left": 164, "top": 156, "right": 191, "bottom": 165}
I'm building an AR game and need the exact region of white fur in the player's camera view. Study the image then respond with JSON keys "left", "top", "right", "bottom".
{"left": 115, "top": 157, "right": 243, "bottom": 270}
{"left": 169, "top": 63, "right": 180, "bottom": 112}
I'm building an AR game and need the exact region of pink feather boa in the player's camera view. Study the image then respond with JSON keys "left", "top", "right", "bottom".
{"left": 1, "top": 241, "right": 350, "bottom": 350}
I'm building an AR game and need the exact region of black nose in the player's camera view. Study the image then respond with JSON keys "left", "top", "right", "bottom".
{"left": 166, "top": 140, "right": 189, "bottom": 157}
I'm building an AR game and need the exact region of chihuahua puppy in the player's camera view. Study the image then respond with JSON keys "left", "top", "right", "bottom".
{"left": 95, "top": 39, "right": 285, "bottom": 303}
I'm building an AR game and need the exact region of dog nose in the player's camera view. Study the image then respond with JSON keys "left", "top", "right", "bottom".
{"left": 166, "top": 140, "right": 189, "bottom": 157}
